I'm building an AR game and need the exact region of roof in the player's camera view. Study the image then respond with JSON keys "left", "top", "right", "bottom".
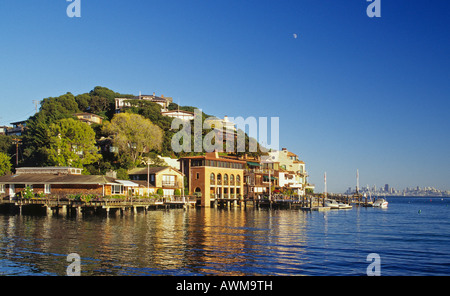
{"left": 161, "top": 110, "right": 194, "bottom": 115}
{"left": 178, "top": 155, "right": 246, "bottom": 164}
{"left": 115, "top": 180, "right": 139, "bottom": 187}
{"left": 73, "top": 113, "right": 104, "bottom": 118}
{"left": 286, "top": 151, "right": 298, "bottom": 157}
{"left": 131, "top": 180, "right": 156, "bottom": 188}
{"left": 128, "top": 166, "right": 183, "bottom": 176}
{"left": 0, "top": 174, "right": 117, "bottom": 185}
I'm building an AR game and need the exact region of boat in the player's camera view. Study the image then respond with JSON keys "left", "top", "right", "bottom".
{"left": 325, "top": 199, "right": 352, "bottom": 209}
{"left": 325, "top": 199, "right": 340, "bottom": 209}
{"left": 373, "top": 198, "right": 388, "bottom": 208}
{"left": 338, "top": 203, "right": 353, "bottom": 209}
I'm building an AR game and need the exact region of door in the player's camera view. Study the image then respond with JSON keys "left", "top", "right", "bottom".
{"left": 9, "top": 184, "right": 15, "bottom": 199}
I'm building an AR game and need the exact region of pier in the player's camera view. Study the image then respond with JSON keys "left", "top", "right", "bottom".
{"left": 0, "top": 193, "right": 374, "bottom": 216}
{"left": 0, "top": 196, "right": 197, "bottom": 216}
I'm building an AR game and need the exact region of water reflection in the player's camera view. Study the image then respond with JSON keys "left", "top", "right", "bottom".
{"left": 0, "top": 208, "right": 312, "bottom": 275}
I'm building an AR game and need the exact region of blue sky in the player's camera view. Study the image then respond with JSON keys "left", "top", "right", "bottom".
{"left": 1, "top": 0, "right": 449, "bottom": 192}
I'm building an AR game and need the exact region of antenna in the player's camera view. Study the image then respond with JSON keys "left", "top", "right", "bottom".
{"left": 32, "top": 100, "right": 41, "bottom": 113}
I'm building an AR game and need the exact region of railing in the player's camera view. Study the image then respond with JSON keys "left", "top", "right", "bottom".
{"left": 161, "top": 181, "right": 181, "bottom": 187}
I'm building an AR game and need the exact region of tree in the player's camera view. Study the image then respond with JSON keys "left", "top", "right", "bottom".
{"left": 22, "top": 92, "right": 81, "bottom": 166}
{"left": 103, "top": 113, "right": 163, "bottom": 166}
{"left": 47, "top": 118, "right": 102, "bottom": 168}
{"left": 0, "top": 152, "right": 12, "bottom": 176}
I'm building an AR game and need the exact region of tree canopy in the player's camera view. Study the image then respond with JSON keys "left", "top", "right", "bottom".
{"left": 47, "top": 118, "right": 101, "bottom": 168}
{"left": 12, "top": 86, "right": 263, "bottom": 174}
{"left": 0, "top": 152, "right": 12, "bottom": 176}
{"left": 103, "top": 113, "right": 163, "bottom": 166}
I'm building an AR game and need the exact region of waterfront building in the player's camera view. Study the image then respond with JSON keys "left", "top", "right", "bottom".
{"left": 128, "top": 166, "right": 184, "bottom": 197}
{"left": 178, "top": 152, "right": 245, "bottom": 207}
{"left": 263, "top": 148, "right": 310, "bottom": 196}
{"left": 244, "top": 159, "right": 278, "bottom": 200}
{"left": 0, "top": 167, "right": 123, "bottom": 199}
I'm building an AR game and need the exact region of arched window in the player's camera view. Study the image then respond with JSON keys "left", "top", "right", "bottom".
{"left": 194, "top": 187, "right": 202, "bottom": 197}
{"left": 210, "top": 173, "right": 215, "bottom": 184}
{"left": 224, "top": 174, "right": 228, "bottom": 185}
{"left": 217, "top": 173, "right": 222, "bottom": 185}
{"left": 236, "top": 175, "right": 241, "bottom": 185}
{"left": 230, "top": 174, "right": 235, "bottom": 185}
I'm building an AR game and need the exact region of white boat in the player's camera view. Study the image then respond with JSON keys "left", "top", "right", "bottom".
{"left": 325, "top": 199, "right": 352, "bottom": 209}
{"left": 338, "top": 203, "right": 353, "bottom": 209}
{"left": 325, "top": 199, "right": 340, "bottom": 209}
{"left": 373, "top": 198, "right": 388, "bottom": 208}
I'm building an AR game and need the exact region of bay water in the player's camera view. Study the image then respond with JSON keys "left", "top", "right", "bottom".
{"left": 1, "top": 197, "right": 449, "bottom": 276}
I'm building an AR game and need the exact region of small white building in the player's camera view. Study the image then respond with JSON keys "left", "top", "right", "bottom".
{"left": 161, "top": 110, "right": 195, "bottom": 121}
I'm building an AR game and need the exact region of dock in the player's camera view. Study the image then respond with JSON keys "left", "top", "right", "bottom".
{"left": 0, "top": 196, "right": 197, "bottom": 216}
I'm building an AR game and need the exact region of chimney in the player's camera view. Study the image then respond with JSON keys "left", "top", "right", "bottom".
{"left": 206, "top": 151, "right": 219, "bottom": 159}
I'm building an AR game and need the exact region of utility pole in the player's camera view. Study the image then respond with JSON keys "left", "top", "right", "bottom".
{"left": 12, "top": 138, "right": 22, "bottom": 166}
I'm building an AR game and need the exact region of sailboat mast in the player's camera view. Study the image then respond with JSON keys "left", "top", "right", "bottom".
{"left": 356, "top": 169, "right": 359, "bottom": 193}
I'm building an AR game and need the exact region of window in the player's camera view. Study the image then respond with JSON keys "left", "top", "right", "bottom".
{"left": 217, "top": 173, "right": 222, "bottom": 184}
{"left": 230, "top": 174, "right": 234, "bottom": 185}
{"left": 224, "top": 174, "right": 228, "bottom": 185}
{"left": 0, "top": 185, "right": 4, "bottom": 194}
{"left": 210, "top": 173, "right": 215, "bottom": 184}
{"left": 112, "top": 185, "right": 123, "bottom": 195}
{"left": 236, "top": 175, "right": 241, "bottom": 185}
{"left": 44, "top": 184, "right": 51, "bottom": 194}
{"left": 196, "top": 173, "right": 199, "bottom": 179}
{"left": 163, "top": 175, "right": 176, "bottom": 186}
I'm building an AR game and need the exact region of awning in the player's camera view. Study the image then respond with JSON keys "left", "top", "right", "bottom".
{"left": 247, "top": 161, "right": 261, "bottom": 167}
{"left": 115, "top": 180, "right": 140, "bottom": 187}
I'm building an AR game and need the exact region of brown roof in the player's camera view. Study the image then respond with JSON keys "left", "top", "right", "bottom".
{"left": 0, "top": 174, "right": 117, "bottom": 185}
{"left": 178, "top": 155, "right": 246, "bottom": 164}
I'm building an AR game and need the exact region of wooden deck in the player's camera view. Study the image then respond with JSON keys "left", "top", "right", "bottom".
{"left": 0, "top": 196, "right": 197, "bottom": 215}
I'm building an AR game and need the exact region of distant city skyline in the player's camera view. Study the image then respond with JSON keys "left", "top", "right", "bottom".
{"left": 0, "top": 1, "right": 449, "bottom": 193}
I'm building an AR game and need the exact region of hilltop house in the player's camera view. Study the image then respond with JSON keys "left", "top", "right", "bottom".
{"left": 115, "top": 93, "right": 173, "bottom": 112}
{"left": 73, "top": 113, "right": 103, "bottom": 125}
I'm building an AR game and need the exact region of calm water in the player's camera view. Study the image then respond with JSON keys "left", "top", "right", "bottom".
{"left": 1, "top": 197, "right": 449, "bottom": 276}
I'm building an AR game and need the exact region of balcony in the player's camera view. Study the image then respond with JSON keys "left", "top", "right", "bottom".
{"left": 161, "top": 181, "right": 181, "bottom": 188}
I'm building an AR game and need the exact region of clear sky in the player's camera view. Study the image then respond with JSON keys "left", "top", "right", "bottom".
{"left": 1, "top": 1, "right": 449, "bottom": 193}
